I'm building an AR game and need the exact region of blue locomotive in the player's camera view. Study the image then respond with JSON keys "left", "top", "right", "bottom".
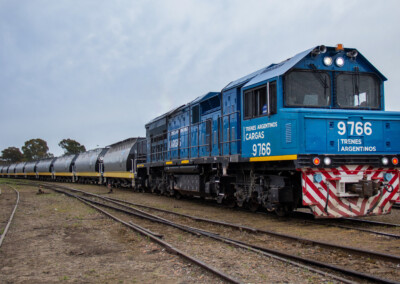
{"left": 137, "top": 44, "right": 400, "bottom": 218}
{"left": 2, "top": 44, "right": 399, "bottom": 218}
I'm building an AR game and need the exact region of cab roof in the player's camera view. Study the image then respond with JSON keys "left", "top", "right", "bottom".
{"left": 223, "top": 45, "right": 386, "bottom": 92}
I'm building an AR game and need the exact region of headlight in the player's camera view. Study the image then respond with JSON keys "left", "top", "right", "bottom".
{"left": 323, "top": 56, "right": 333, "bottom": 66}
{"left": 335, "top": 57, "right": 345, "bottom": 67}
{"left": 324, "top": 157, "right": 331, "bottom": 166}
{"left": 382, "top": 157, "right": 389, "bottom": 165}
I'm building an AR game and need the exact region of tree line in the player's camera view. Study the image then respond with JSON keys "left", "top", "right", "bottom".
{"left": 0, "top": 138, "right": 86, "bottom": 164}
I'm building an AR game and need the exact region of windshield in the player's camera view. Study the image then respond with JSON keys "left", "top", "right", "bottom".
{"left": 285, "top": 70, "right": 331, "bottom": 107}
{"left": 336, "top": 73, "right": 380, "bottom": 109}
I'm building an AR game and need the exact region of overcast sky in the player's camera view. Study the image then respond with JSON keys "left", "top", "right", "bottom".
{"left": 1, "top": 0, "right": 399, "bottom": 157}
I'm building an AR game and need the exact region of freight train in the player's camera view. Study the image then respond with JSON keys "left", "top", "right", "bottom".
{"left": 1, "top": 44, "right": 399, "bottom": 218}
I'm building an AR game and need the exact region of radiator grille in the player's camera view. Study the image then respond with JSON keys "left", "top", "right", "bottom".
{"left": 285, "top": 123, "right": 292, "bottom": 144}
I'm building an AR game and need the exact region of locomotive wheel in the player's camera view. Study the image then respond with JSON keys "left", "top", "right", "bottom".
{"left": 275, "top": 205, "right": 292, "bottom": 217}
{"left": 174, "top": 191, "right": 182, "bottom": 200}
{"left": 224, "top": 197, "right": 236, "bottom": 208}
{"left": 275, "top": 206, "right": 287, "bottom": 217}
{"left": 247, "top": 199, "right": 259, "bottom": 212}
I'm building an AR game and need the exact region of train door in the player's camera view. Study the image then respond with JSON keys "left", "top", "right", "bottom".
{"left": 198, "top": 118, "right": 211, "bottom": 157}
{"left": 190, "top": 104, "right": 200, "bottom": 158}
{"left": 241, "top": 80, "right": 278, "bottom": 158}
{"left": 211, "top": 113, "right": 220, "bottom": 156}
{"left": 222, "top": 88, "right": 240, "bottom": 155}
{"left": 205, "top": 119, "right": 212, "bottom": 156}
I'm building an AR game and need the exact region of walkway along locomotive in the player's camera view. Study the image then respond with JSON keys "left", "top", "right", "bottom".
{"left": 135, "top": 44, "right": 400, "bottom": 218}
{"left": 2, "top": 44, "right": 399, "bottom": 218}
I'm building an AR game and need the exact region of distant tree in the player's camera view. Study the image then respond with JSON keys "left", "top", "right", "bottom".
{"left": 1, "top": 147, "right": 24, "bottom": 163}
{"left": 22, "top": 138, "right": 53, "bottom": 160}
{"left": 58, "top": 139, "right": 86, "bottom": 155}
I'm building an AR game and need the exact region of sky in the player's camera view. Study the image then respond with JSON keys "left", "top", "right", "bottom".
{"left": 1, "top": 0, "right": 400, "bottom": 157}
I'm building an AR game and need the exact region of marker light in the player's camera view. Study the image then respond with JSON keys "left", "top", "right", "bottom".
{"left": 335, "top": 57, "right": 345, "bottom": 67}
{"left": 384, "top": 173, "right": 393, "bottom": 182}
{"left": 392, "top": 157, "right": 399, "bottom": 165}
{"left": 382, "top": 157, "right": 389, "bottom": 166}
{"left": 336, "top": 44, "right": 344, "bottom": 51}
{"left": 323, "top": 56, "right": 333, "bottom": 66}
{"left": 313, "top": 173, "right": 323, "bottom": 183}
{"left": 313, "top": 157, "right": 321, "bottom": 166}
{"left": 324, "top": 157, "right": 332, "bottom": 166}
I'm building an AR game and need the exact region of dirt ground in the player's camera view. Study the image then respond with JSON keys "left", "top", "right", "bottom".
{"left": 1, "top": 179, "right": 399, "bottom": 283}
{"left": 0, "top": 181, "right": 224, "bottom": 283}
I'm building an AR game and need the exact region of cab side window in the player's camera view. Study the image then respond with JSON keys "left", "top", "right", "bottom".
{"left": 269, "top": 81, "right": 277, "bottom": 115}
{"left": 244, "top": 81, "right": 277, "bottom": 119}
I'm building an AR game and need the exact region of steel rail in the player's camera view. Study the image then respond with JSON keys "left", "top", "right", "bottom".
{"left": 49, "top": 186, "right": 243, "bottom": 284}
{"left": 44, "top": 183, "right": 400, "bottom": 264}
{"left": 295, "top": 211, "right": 400, "bottom": 228}
{"left": 0, "top": 185, "right": 20, "bottom": 247}
{"left": 343, "top": 217, "right": 400, "bottom": 227}
{"left": 45, "top": 184, "right": 400, "bottom": 284}
{"left": 305, "top": 221, "right": 400, "bottom": 239}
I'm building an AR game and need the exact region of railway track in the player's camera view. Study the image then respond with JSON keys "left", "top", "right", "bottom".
{"left": 292, "top": 211, "right": 400, "bottom": 238}
{"left": 0, "top": 184, "right": 20, "bottom": 248}
{"left": 10, "top": 180, "right": 400, "bottom": 238}
{"left": 115, "top": 183, "right": 400, "bottom": 236}
{"left": 42, "top": 183, "right": 400, "bottom": 283}
{"left": 42, "top": 184, "right": 346, "bottom": 284}
{"left": 45, "top": 184, "right": 242, "bottom": 283}
{"left": 294, "top": 211, "right": 400, "bottom": 227}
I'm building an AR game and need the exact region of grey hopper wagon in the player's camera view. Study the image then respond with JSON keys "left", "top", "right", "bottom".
{"left": 24, "top": 161, "right": 39, "bottom": 179}
{"left": 53, "top": 154, "right": 78, "bottom": 182}
{"left": 15, "top": 162, "right": 27, "bottom": 178}
{"left": 74, "top": 148, "right": 109, "bottom": 184}
{"left": 102, "top": 137, "right": 146, "bottom": 187}
{"left": 36, "top": 158, "right": 57, "bottom": 180}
